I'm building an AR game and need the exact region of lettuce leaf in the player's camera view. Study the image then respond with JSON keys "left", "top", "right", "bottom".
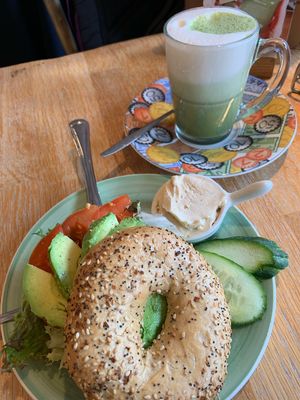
{"left": 45, "top": 325, "right": 64, "bottom": 363}
{"left": 1, "top": 302, "right": 50, "bottom": 371}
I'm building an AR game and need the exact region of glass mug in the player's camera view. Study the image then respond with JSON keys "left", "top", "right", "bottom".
{"left": 164, "top": 7, "right": 290, "bottom": 147}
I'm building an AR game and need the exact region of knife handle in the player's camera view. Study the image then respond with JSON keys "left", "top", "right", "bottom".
{"left": 69, "top": 119, "right": 102, "bottom": 206}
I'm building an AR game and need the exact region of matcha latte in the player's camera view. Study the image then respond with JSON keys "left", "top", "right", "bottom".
{"left": 164, "top": 7, "right": 259, "bottom": 145}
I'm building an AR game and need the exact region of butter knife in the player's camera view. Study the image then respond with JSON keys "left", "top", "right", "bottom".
{"left": 100, "top": 109, "right": 175, "bottom": 157}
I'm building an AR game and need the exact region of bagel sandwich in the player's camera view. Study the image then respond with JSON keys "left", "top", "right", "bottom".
{"left": 64, "top": 226, "right": 231, "bottom": 399}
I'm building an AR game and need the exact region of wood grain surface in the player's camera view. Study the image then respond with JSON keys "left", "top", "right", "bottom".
{"left": 0, "top": 34, "right": 299, "bottom": 399}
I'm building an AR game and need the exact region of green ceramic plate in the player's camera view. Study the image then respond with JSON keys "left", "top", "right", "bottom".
{"left": 1, "top": 174, "right": 275, "bottom": 400}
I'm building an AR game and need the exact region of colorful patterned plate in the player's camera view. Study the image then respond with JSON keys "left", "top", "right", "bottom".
{"left": 125, "top": 77, "right": 297, "bottom": 178}
{"left": 1, "top": 174, "right": 275, "bottom": 400}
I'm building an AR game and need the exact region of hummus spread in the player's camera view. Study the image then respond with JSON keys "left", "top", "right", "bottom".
{"left": 151, "top": 175, "right": 226, "bottom": 237}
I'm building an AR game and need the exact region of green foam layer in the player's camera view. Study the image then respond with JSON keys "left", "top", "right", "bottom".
{"left": 190, "top": 12, "right": 256, "bottom": 34}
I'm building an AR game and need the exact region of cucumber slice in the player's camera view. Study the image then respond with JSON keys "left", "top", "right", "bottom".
{"left": 199, "top": 250, "right": 267, "bottom": 327}
{"left": 195, "top": 236, "right": 288, "bottom": 279}
{"left": 243, "top": 236, "right": 288, "bottom": 270}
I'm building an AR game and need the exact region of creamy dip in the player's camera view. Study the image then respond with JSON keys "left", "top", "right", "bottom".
{"left": 151, "top": 175, "right": 226, "bottom": 238}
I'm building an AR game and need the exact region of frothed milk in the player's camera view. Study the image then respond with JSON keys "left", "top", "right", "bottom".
{"left": 165, "top": 7, "right": 259, "bottom": 145}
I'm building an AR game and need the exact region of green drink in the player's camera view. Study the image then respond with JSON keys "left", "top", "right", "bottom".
{"left": 171, "top": 74, "right": 246, "bottom": 144}
{"left": 164, "top": 7, "right": 259, "bottom": 145}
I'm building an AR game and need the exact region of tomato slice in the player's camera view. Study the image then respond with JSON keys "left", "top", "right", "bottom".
{"left": 62, "top": 195, "right": 132, "bottom": 245}
{"left": 29, "top": 224, "right": 64, "bottom": 273}
{"left": 29, "top": 195, "right": 132, "bottom": 271}
{"left": 62, "top": 204, "right": 101, "bottom": 245}
{"left": 93, "top": 194, "right": 132, "bottom": 221}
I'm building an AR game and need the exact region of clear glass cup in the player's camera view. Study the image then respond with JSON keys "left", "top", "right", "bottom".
{"left": 164, "top": 7, "right": 290, "bottom": 147}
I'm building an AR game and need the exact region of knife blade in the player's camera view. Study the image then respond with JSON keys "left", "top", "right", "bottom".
{"left": 100, "top": 109, "right": 175, "bottom": 157}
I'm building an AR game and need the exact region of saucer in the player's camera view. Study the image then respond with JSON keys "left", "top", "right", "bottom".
{"left": 124, "top": 76, "right": 297, "bottom": 178}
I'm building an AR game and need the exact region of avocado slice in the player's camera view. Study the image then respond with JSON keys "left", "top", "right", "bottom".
{"left": 141, "top": 293, "right": 168, "bottom": 349}
{"left": 81, "top": 215, "right": 145, "bottom": 259}
{"left": 81, "top": 213, "right": 119, "bottom": 258}
{"left": 49, "top": 232, "right": 81, "bottom": 298}
{"left": 23, "top": 264, "right": 67, "bottom": 327}
{"left": 109, "top": 216, "right": 145, "bottom": 235}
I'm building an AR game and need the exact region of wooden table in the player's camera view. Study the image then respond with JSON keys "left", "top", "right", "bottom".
{"left": 0, "top": 35, "right": 299, "bottom": 400}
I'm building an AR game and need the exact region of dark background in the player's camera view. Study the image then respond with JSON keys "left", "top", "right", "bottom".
{"left": 0, "top": 0, "right": 184, "bottom": 68}
{"left": 0, "top": 0, "right": 65, "bottom": 67}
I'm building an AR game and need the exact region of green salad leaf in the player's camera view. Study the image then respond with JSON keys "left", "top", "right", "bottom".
{"left": 128, "top": 200, "right": 141, "bottom": 215}
{"left": 0, "top": 302, "right": 64, "bottom": 371}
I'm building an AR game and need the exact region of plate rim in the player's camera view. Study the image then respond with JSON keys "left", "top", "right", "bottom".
{"left": 1, "top": 173, "right": 276, "bottom": 400}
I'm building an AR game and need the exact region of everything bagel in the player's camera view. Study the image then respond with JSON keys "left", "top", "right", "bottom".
{"left": 64, "top": 226, "right": 231, "bottom": 399}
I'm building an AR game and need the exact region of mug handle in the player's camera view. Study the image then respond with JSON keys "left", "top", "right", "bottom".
{"left": 238, "top": 38, "right": 290, "bottom": 120}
